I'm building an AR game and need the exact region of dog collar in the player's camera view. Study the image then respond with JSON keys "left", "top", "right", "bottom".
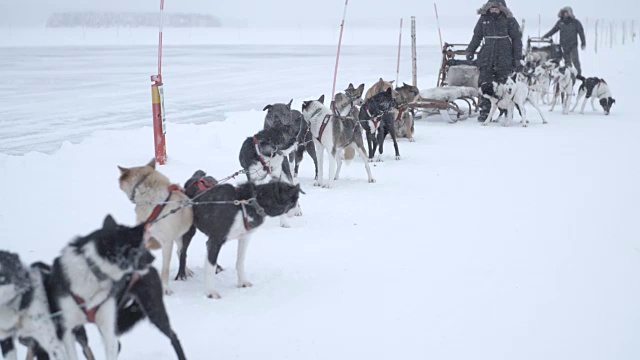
{"left": 85, "top": 257, "right": 110, "bottom": 282}
{"left": 129, "top": 173, "right": 152, "bottom": 204}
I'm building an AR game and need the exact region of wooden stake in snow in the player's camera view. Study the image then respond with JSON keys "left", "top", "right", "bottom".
{"left": 331, "top": 0, "right": 349, "bottom": 101}
{"left": 434, "top": 3, "right": 443, "bottom": 51}
{"left": 538, "top": 14, "right": 541, "bottom": 39}
{"left": 151, "top": 0, "right": 166, "bottom": 165}
{"left": 411, "top": 16, "right": 417, "bottom": 87}
{"left": 395, "top": 18, "right": 403, "bottom": 85}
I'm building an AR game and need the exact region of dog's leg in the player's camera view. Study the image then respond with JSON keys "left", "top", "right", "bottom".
{"left": 355, "top": 144, "right": 376, "bottom": 183}
{"left": 63, "top": 328, "right": 80, "bottom": 360}
{"left": 375, "top": 129, "right": 385, "bottom": 162}
{"left": 483, "top": 103, "right": 497, "bottom": 126}
{"left": 529, "top": 97, "right": 548, "bottom": 124}
{"left": 335, "top": 150, "right": 343, "bottom": 180}
{"left": 324, "top": 150, "right": 337, "bottom": 188}
{"left": 313, "top": 139, "right": 324, "bottom": 187}
{"left": 175, "top": 225, "right": 195, "bottom": 280}
{"left": 503, "top": 103, "right": 514, "bottom": 127}
{"left": 305, "top": 140, "right": 319, "bottom": 180}
{"left": 389, "top": 123, "right": 401, "bottom": 160}
{"left": 591, "top": 96, "right": 598, "bottom": 112}
{"left": 160, "top": 238, "right": 174, "bottom": 295}
{"left": 1, "top": 337, "right": 17, "bottom": 360}
{"left": 73, "top": 326, "right": 95, "bottom": 360}
{"left": 236, "top": 235, "right": 253, "bottom": 288}
{"left": 572, "top": 91, "right": 584, "bottom": 112}
{"left": 94, "top": 299, "right": 118, "bottom": 360}
{"left": 205, "top": 237, "right": 223, "bottom": 299}
{"left": 407, "top": 114, "right": 416, "bottom": 142}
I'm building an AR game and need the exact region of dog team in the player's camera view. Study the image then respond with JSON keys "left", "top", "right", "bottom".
{"left": 0, "top": 78, "right": 426, "bottom": 360}
{"left": 479, "top": 56, "right": 616, "bottom": 128}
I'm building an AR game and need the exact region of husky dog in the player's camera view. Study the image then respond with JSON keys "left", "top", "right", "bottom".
{"left": 0, "top": 252, "right": 68, "bottom": 360}
{"left": 549, "top": 65, "right": 577, "bottom": 115}
{"left": 182, "top": 171, "right": 302, "bottom": 299}
{"left": 393, "top": 83, "right": 419, "bottom": 142}
{"left": 239, "top": 125, "right": 300, "bottom": 228}
{"left": 44, "top": 215, "right": 154, "bottom": 360}
{"left": 498, "top": 75, "right": 548, "bottom": 127}
{"left": 480, "top": 81, "right": 517, "bottom": 127}
{"left": 572, "top": 76, "right": 616, "bottom": 115}
{"left": 358, "top": 88, "right": 398, "bottom": 161}
{"left": 344, "top": 83, "right": 365, "bottom": 107}
{"left": 29, "top": 263, "right": 186, "bottom": 360}
{"left": 301, "top": 95, "right": 375, "bottom": 188}
{"left": 364, "top": 78, "right": 396, "bottom": 100}
{"left": 263, "top": 100, "right": 318, "bottom": 179}
{"left": 360, "top": 88, "right": 402, "bottom": 161}
{"left": 532, "top": 64, "right": 552, "bottom": 104}
{"left": 118, "top": 159, "right": 194, "bottom": 295}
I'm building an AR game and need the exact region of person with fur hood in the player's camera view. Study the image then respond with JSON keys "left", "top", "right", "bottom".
{"left": 543, "top": 7, "right": 586, "bottom": 75}
{"left": 466, "top": 0, "right": 523, "bottom": 123}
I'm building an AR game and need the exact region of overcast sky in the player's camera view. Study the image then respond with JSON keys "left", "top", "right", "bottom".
{"left": 0, "top": 0, "right": 634, "bottom": 28}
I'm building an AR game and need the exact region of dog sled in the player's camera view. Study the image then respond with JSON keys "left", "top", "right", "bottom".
{"left": 406, "top": 43, "right": 480, "bottom": 123}
{"left": 525, "top": 37, "right": 563, "bottom": 65}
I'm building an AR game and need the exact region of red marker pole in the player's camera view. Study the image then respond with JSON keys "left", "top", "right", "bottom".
{"left": 395, "top": 18, "right": 403, "bottom": 85}
{"left": 151, "top": 0, "right": 166, "bottom": 165}
{"left": 331, "top": 0, "right": 349, "bottom": 101}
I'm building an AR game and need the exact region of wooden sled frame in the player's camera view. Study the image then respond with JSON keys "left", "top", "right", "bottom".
{"left": 407, "top": 42, "right": 481, "bottom": 123}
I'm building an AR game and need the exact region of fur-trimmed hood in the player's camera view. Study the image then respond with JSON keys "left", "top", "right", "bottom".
{"left": 557, "top": 6, "right": 575, "bottom": 19}
{"left": 477, "top": 1, "right": 513, "bottom": 18}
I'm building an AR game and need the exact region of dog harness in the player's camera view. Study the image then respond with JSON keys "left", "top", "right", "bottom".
{"left": 316, "top": 114, "right": 331, "bottom": 144}
{"left": 252, "top": 136, "right": 272, "bottom": 175}
{"left": 234, "top": 189, "right": 267, "bottom": 231}
{"left": 189, "top": 178, "right": 216, "bottom": 193}
{"left": 71, "top": 272, "right": 140, "bottom": 323}
{"left": 146, "top": 184, "right": 184, "bottom": 224}
{"left": 395, "top": 107, "right": 404, "bottom": 122}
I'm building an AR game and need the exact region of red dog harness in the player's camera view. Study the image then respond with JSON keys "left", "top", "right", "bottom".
{"left": 253, "top": 136, "right": 271, "bottom": 174}
{"left": 146, "top": 184, "right": 183, "bottom": 224}
{"left": 316, "top": 114, "right": 331, "bottom": 144}
{"left": 395, "top": 107, "right": 404, "bottom": 122}
{"left": 71, "top": 270, "right": 141, "bottom": 323}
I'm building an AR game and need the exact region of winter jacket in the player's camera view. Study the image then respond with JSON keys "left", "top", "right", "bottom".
{"left": 466, "top": 1, "right": 523, "bottom": 71}
{"left": 543, "top": 7, "right": 586, "bottom": 49}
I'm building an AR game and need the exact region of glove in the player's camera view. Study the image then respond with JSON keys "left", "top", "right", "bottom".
{"left": 581, "top": 44, "right": 586, "bottom": 50}
{"left": 466, "top": 53, "right": 474, "bottom": 61}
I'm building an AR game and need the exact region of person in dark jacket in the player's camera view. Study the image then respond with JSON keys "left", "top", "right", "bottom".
{"left": 543, "top": 6, "right": 586, "bottom": 75}
{"left": 466, "top": 0, "right": 523, "bottom": 122}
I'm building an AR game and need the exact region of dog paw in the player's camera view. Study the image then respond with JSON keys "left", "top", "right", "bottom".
{"left": 313, "top": 181, "right": 322, "bottom": 187}
{"left": 395, "top": 156, "right": 402, "bottom": 161}
{"left": 543, "top": 121, "right": 548, "bottom": 125}
{"left": 322, "top": 183, "right": 333, "bottom": 189}
{"left": 376, "top": 158, "right": 384, "bottom": 163}
{"left": 238, "top": 281, "right": 254, "bottom": 288}
{"left": 280, "top": 222, "right": 292, "bottom": 228}
{"left": 409, "top": 138, "right": 416, "bottom": 143}
{"left": 367, "top": 158, "right": 375, "bottom": 163}
{"left": 368, "top": 178, "right": 376, "bottom": 183}
{"left": 481, "top": 122, "right": 489, "bottom": 126}
{"left": 206, "top": 291, "right": 222, "bottom": 299}
{"left": 164, "top": 288, "right": 174, "bottom": 296}
{"left": 174, "top": 272, "right": 188, "bottom": 281}
{"left": 216, "top": 265, "right": 225, "bottom": 274}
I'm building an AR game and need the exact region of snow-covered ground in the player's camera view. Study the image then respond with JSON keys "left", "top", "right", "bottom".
{"left": 1, "top": 27, "right": 639, "bottom": 360}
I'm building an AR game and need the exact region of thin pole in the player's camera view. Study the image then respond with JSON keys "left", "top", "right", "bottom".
{"left": 434, "top": 3, "right": 443, "bottom": 50}
{"left": 158, "top": 0, "right": 164, "bottom": 76}
{"left": 411, "top": 16, "right": 417, "bottom": 87}
{"left": 331, "top": 0, "right": 349, "bottom": 100}
{"left": 395, "top": 18, "right": 403, "bottom": 85}
{"left": 538, "top": 14, "right": 541, "bottom": 38}
{"left": 595, "top": 20, "right": 598, "bottom": 53}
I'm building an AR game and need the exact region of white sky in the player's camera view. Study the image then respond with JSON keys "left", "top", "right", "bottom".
{"left": 0, "top": 0, "right": 635, "bottom": 28}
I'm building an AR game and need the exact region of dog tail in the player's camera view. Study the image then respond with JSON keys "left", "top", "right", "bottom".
{"left": 576, "top": 74, "right": 586, "bottom": 82}
{"left": 343, "top": 147, "right": 355, "bottom": 164}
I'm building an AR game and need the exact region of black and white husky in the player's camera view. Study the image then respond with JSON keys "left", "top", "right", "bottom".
{"left": 0, "top": 251, "right": 67, "bottom": 360}
{"left": 182, "top": 171, "right": 303, "bottom": 299}
{"left": 357, "top": 88, "right": 398, "bottom": 161}
{"left": 549, "top": 65, "right": 578, "bottom": 115}
{"left": 302, "top": 95, "right": 376, "bottom": 188}
{"left": 44, "top": 215, "right": 154, "bottom": 360}
{"left": 572, "top": 76, "right": 616, "bottom": 115}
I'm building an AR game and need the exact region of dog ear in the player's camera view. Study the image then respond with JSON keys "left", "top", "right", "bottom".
{"left": 318, "top": 95, "right": 325, "bottom": 104}
{"left": 287, "top": 99, "right": 293, "bottom": 109}
{"left": 379, "top": 77, "right": 384, "bottom": 82}
{"left": 146, "top": 158, "right": 156, "bottom": 169}
{"left": 263, "top": 104, "right": 272, "bottom": 111}
{"left": 103, "top": 215, "right": 118, "bottom": 230}
{"left": 347, "top": 83, "right": 354, "bottom": 90}
{"left": 117, "top": 166, "right": 129, "bottom": 176}
{"left": 295, "top": 183, "right": 306, "bottom": 195}
{"left": 390, "top": 80, "right": 395, "bottom": 84}
{"left": 385, "top": 87, "right": 393, "bottom": 96}
{"left": 357, "top": 84, "right": 364, "bottom": 91}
